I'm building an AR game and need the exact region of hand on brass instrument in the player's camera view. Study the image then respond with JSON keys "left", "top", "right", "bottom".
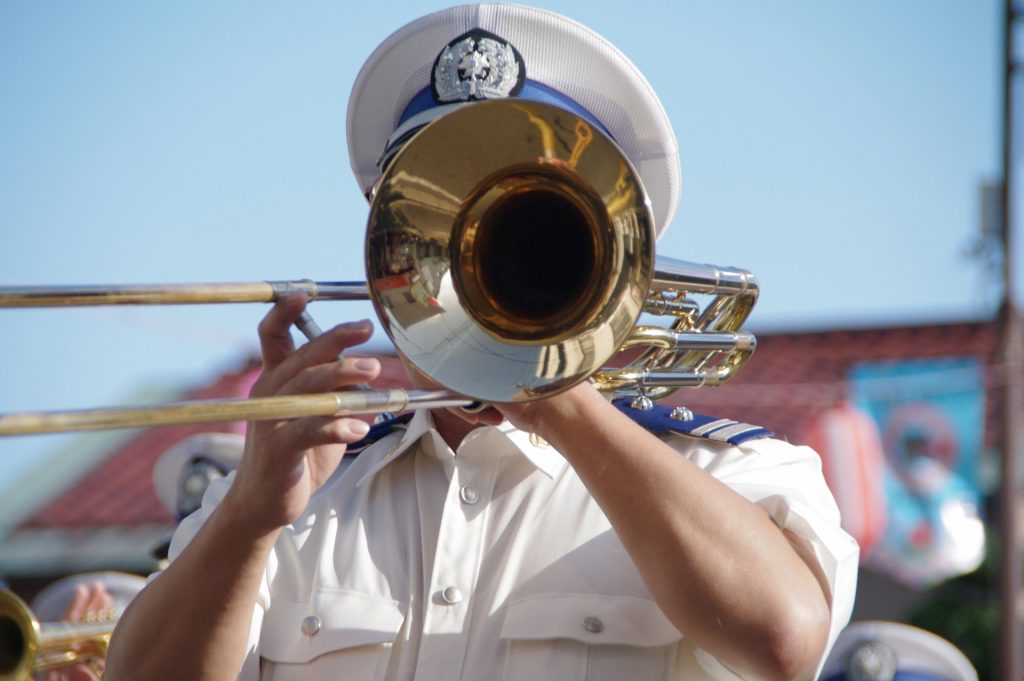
{"left": 64, "top": 581, "right": 114, "bottom": 625}
{"left": 227, "top": 293, "right": 381, "bottom": 533}
{"left": 37, "top": 582, "right": 112, "bottom": 681}
{"left": 493, "top": 380, "right": 598, "bottom": 438}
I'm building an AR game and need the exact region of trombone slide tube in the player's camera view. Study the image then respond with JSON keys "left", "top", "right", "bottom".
{"left": 664, "top": 330, "right": 755, "bottom": 352}
{"left": 624, "top": 328, "right": 756, "bottom": 353}
{"left": 0, "top": 389, "right": 472, "bottom": 436}
{"left": 0, "top": 281, "right": 369, "bottom": 307}
{"left": 652, "top": 256, "right": 757, "bottom": 296}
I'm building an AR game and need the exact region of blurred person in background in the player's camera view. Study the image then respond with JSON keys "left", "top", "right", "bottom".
{"left": 20, "top": 433, "right": 244, "bottom": 680}
{"left": 31, "top": 571, "right": 145, "bottom": 681}
{"left": 818, "top": 620, "right": 977, "bottom": 681}
{"left": 150, "top": 432, "right": 245, "bottom": 568}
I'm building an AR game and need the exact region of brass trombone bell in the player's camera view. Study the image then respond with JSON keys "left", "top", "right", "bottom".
{"left": 365, "top": 99, "right": 655, "bottom": 403}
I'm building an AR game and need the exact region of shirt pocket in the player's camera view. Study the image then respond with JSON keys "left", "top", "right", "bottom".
{"left": 259, "top": 589, "right": 406, "bottom": 681}
{"left": 499, "top": 593, "right": 682, "bottom": 681}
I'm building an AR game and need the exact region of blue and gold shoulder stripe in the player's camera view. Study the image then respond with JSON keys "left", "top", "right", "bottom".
{"left": 346, "top": 413, "right": 415, "bottom": 455}
{"left": 612, "top": 398, "right": 773, "bottom": 445}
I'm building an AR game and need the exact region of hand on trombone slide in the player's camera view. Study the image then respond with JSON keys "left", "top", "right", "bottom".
{"left": 227, "top": 292, "right": 383, "bottom": 534}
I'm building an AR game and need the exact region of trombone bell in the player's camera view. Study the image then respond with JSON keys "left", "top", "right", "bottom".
{"left": 366, "top": 99, "right": 654, "bottom": 403}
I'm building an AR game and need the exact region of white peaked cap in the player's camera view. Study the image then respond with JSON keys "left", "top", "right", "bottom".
{"left": 347, "top": 3, "right": 680, "bottom": 240}
{"left": 152, "top": 432, "right": 245, "bottom": 518}
{"left": 820, "top": 621, "right": 978, "bottom": 681}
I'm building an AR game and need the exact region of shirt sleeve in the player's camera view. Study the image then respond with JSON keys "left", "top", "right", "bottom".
{"left": 666, "top": 435, "right": 860, "bottom": 681}
{"left": 161, "top": 472, "right": 270, "bottom": 681}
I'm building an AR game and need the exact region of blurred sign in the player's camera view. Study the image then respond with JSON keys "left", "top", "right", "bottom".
{"left": 801, "top": 402, "right": 887, "bottom": 559}
{"left": 848, "top": 358, "right": 986, "bottom": 588}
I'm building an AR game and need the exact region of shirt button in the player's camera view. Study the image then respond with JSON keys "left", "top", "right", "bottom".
{"left": 459, "top": 484, "right": 479, "bottom": 504}
{"left": 583, "top": 616, "right": 604, "bottom": 634}
{"left": 441, "top": 585, "right": 463, "bottom": 605}
{"left": 301, "top": 615, "right": 321, "bottom": 637}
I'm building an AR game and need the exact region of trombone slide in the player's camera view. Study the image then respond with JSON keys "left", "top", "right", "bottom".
{"left": 0, "top": 389, "right": 471, "bottom": 436}
{"left": 0, "top": 281, "right": 368, "bottom": 307}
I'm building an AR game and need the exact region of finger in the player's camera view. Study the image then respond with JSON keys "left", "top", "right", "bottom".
{"left": 266, "top": 415, "right": 372, "bottom": 455}
{"left": 257, "top": 292, "right": 307, "bottom": 369}
{"left": 278, "top": 356, "right": 382, "bottom": 396}
{"left": 92, "top": 584, "right": 113, "bottom": 614}
{"left": 63, "top": 583, "right": 90, "bottom": 622}
{"left": 82, "top": 582, "right": 105, "bottom": 616}
{"left": 68, "top": 665, "right": 102, "bottom": 681}
{"left": 261, "top": 320, "right": 374, "bottom": 395}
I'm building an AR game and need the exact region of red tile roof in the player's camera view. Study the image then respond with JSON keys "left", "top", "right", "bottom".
{"left": 19, "top": 319, "right": 1001, "bottom": 532}
{"left": 22, "top": 360, "right": 262, "bottom": 529}
{"left": 628, "top": 320, "right": 1000, "bottom": 447}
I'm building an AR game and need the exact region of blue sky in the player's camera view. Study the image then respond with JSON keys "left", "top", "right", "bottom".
{"left": 0, "top": 2, "right": 1006, "bottom": 488}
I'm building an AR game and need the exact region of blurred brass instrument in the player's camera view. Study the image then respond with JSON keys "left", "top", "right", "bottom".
{"left": 0, "top": 589, "right": 113, "bottom": 681}
{"left": 0, "top": 100, "right": 757, "bottom": 436}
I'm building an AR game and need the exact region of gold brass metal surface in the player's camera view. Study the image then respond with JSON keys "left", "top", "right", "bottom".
{"left": 0, "top": 589, "right": 114, "bottom": 681}
{"left": 366, "top": 99, "right": 653, "bottom": 403}
{"left": 0, "top": 281, "right": 368, "bottom": 307}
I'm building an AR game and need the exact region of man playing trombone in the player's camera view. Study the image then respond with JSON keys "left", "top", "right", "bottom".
{"left": 105, "top": 5, "right": 858, "bottom": 680}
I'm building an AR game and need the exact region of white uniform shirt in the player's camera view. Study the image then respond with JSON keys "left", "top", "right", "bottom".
{"left": 169, "top": 409, "right": 858, "bottom": 681}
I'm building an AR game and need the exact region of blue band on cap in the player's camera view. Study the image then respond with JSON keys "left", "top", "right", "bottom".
{"left": 397, "top": 79, "right": 611, "bottom": 138}
{"left": 823, "top": 672, "right": 952, "bottom": 681}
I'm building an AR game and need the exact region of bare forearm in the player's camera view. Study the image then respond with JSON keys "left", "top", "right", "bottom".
{"left": 104, "top": 302, "right": 382, "bottom": 681}
{"left": 105, "top": 492, "right": 278, "bottom": 681}
{"left": 532, "top": 388, "right": 830, "bottom": 681}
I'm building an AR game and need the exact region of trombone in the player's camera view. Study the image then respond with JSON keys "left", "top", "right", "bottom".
{"left": 0, "top": 100, "right": 758, "bottom": 436}
{"left": 0, "top": 588, "right": 113, "bottom": 681}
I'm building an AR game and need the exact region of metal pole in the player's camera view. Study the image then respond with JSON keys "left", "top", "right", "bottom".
{"left": 998, "top": 2, "right": 1022, "bottom": 679}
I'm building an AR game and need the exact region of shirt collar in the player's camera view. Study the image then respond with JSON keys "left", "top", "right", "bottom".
{"left": 493, "top": 419, "right": 566, "bottom": 479}
{"left": 357, "top": 410, "right": 566, "bottom": 487}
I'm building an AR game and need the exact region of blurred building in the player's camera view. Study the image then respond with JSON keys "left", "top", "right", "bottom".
{"left": 0, "top": 360, "right": 261, "bottom": 597}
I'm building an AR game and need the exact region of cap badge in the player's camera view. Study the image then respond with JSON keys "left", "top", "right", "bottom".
{"left": 846, "top": 640, "right": 898, "bottom": 681}
{"left": 432, "top": 30, "right": 525, "bottom": 103}
{"left": 177, "top": 457, "right": 226, "bottom": 518}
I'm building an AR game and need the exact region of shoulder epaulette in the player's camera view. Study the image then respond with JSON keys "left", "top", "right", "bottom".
{"left": 612, "top": 398, "right": 773, "bottom": 445}
{"left": 346, "top": 413, "right": 415, "bottom": 455}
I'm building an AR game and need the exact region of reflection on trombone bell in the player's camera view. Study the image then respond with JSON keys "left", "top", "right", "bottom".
{"left": 0, "top": 100, "right": 759, "bottom": 436}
